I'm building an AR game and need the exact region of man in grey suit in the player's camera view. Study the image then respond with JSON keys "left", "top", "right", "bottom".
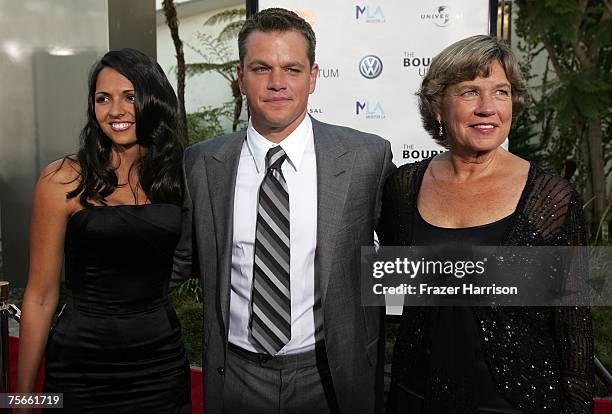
{"left": 173, "top": 8, "right": 394, "bottom": 414}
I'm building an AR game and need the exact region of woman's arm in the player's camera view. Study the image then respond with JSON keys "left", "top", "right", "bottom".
{"left": 552, "top": 188, "right": 594, "bottom": 414}
{"left": 553, "top": 306, "right": 593, "bottom": 414}
{"left": 171, "top": 147, "right": 197, "bottom": 289}
{"left": 16, "top": 160, "right": 78, "bottom": 393}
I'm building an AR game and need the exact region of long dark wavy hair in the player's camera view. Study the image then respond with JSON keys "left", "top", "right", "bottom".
{"left": 66, "top": 48, "right": 184, "bottom": 206}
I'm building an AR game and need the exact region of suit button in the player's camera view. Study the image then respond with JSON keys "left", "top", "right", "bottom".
{"left": 217, "top": 367, "right": 224, "bottom": 375}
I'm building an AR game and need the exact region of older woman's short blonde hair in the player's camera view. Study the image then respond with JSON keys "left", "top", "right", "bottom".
{"left": 417, "top": 35, "right": 527, "bottom": 147}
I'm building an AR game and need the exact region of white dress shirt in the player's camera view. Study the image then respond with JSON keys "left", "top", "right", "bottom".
{"left": 228, "top": 116, "right": 318, "bottom": 355}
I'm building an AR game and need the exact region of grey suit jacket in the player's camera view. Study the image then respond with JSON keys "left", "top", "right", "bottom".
{"left": 173, "top": 117, "right": 395, "bottom": 414}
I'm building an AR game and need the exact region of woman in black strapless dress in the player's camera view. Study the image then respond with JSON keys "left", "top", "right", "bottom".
{"left": 17, "top": 49, "right": 191, "bottom": 413}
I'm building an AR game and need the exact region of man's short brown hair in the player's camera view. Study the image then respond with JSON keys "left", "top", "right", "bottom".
{"left": 238, "top": 8, "right": 316, "bottom": 68}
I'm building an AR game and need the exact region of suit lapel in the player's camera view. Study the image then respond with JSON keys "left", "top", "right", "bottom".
{"left": 313, "top": 118, "right": 355, "bottom": 306}
{"left": 204, "top": 121, "right": 354, "bottom": 334}
{"left": 204, "top": 133, "right": 245, "bottom": 337}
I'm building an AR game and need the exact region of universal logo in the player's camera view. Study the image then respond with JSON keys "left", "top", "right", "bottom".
{"left": 402, "top": 144, "right": 445, "bottom": 160}
{"left": 355, "top": 5, "right": 385, "bottom": 23}
{"left": 359, "top": 55, "right": 383, "bottom": 79}
{"left": 403, "top": 52, "right": 432, "bottom": 77}
{"left": 356, "top": 101, "right": 385, "bottom": 119}
{"left": 308, "top": 107, "right": 324, "bottom": 115}
{"left": 421, "top": 5, "right": 452, "bottom": 27}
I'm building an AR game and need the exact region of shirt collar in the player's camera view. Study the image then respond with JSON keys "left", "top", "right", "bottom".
{"left": 246, "top": 115, "right": 312, "bottom": 174}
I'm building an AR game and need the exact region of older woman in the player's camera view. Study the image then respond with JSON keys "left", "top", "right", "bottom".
{"left": 379, "top": 35, "right": 593, "bottom": 413}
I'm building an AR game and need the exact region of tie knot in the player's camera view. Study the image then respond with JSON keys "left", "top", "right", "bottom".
{"left": 266, "top": 146, "right": 287, "bottom": 171}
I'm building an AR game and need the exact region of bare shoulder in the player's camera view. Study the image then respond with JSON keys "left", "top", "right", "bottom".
{"left": 40, "top": 157, "right": 80, "bottom": 184}
{"left": 507, "top": 151, "right": 530, "bottom": 170}
{"left": 34, "top": 157, "right": 82, "bottom": 217}
{"left": 501, "top": 150, "right": 530, "bottom": 180}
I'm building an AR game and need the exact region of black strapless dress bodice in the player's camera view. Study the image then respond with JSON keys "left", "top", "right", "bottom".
{"left": 44, "top": 204, "right": 191, "bottom": 413}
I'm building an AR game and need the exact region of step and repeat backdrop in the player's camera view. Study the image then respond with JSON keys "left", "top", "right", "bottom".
{"left": 255, "top": 1, "right": 493, "bottom": 165}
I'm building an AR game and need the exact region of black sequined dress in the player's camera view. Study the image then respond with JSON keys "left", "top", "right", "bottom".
{"left": 378, "top": 157, "right": 593, "bottom": 414}
{"left": 43, "top": 204, "right": 191, "bottom": 413}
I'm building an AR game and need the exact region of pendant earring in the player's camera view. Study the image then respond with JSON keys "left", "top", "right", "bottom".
{"left": 438, "top": 121, "right": 444, "bottom": 137}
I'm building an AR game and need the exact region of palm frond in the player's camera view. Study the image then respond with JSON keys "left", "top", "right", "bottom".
{"left": 204, "top": 8, "right": 246, "bottom": 26}
{"left": 217, "top": 21, "right": 245, "bottom": 43}
{"left": 185, "top": 61, "right": 238, "bottom": 77}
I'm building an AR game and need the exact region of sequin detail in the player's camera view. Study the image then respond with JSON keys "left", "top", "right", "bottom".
{"left": 379, "top": 158, "right": 594, "bottom": 414}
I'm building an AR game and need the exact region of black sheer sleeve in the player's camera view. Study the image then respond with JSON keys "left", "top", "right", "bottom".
{"left": 530, "top": 175, "right": 594, "bottom": 413}
{"left": 553, "top": 189, "right": 594, "bottom": 414}
{"left": 377, "top": 168, "right": 401, "bottom": 245}
{"left": 377, "top": 162, "right": 420, "bottom": 246}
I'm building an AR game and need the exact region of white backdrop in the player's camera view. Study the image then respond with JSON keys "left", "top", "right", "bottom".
{"left": 257, "top": 1, "right": 492, "bottom": 165}
{"left": 257, "top": 1, "right": 493, "bottom": 313}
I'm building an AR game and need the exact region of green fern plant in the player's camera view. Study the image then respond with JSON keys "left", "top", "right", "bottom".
{"left": 184, "top": 8, "right": 246, "bottom": 141}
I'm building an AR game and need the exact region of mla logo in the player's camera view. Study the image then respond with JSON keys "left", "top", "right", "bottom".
{"left": 359, "top": 55, "right": 383, "bottom": 79}
{"left": 356, "top": 5, "right": 386, "bottom": 23}
{"left": 356, "top": 101, "right": 385, "bottom": 119}
{"left": 421, "top": 5, "right": 451, "bottom": 27}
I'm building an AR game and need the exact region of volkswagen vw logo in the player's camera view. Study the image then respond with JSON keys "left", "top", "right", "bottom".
{"left": 359, "top": 55, "right": 383, "bottom": 79}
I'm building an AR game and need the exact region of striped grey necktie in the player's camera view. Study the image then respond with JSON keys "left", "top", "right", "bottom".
{"left": 250, "top": 146, "right": 291, "bottom": 354}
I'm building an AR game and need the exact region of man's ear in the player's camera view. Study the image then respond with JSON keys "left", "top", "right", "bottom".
{"left": 237, "top": 64, "right": 246, "bottom": 94}
{"left": 309, "top": 63, "right": 319, "bottom": 94}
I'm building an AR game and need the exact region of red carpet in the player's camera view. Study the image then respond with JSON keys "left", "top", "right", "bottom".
{"left": 7, "top": 336, "right": 611, "bottom": 413}
{"left": 598, "top": 400, "right": 612, "bottom": 414}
